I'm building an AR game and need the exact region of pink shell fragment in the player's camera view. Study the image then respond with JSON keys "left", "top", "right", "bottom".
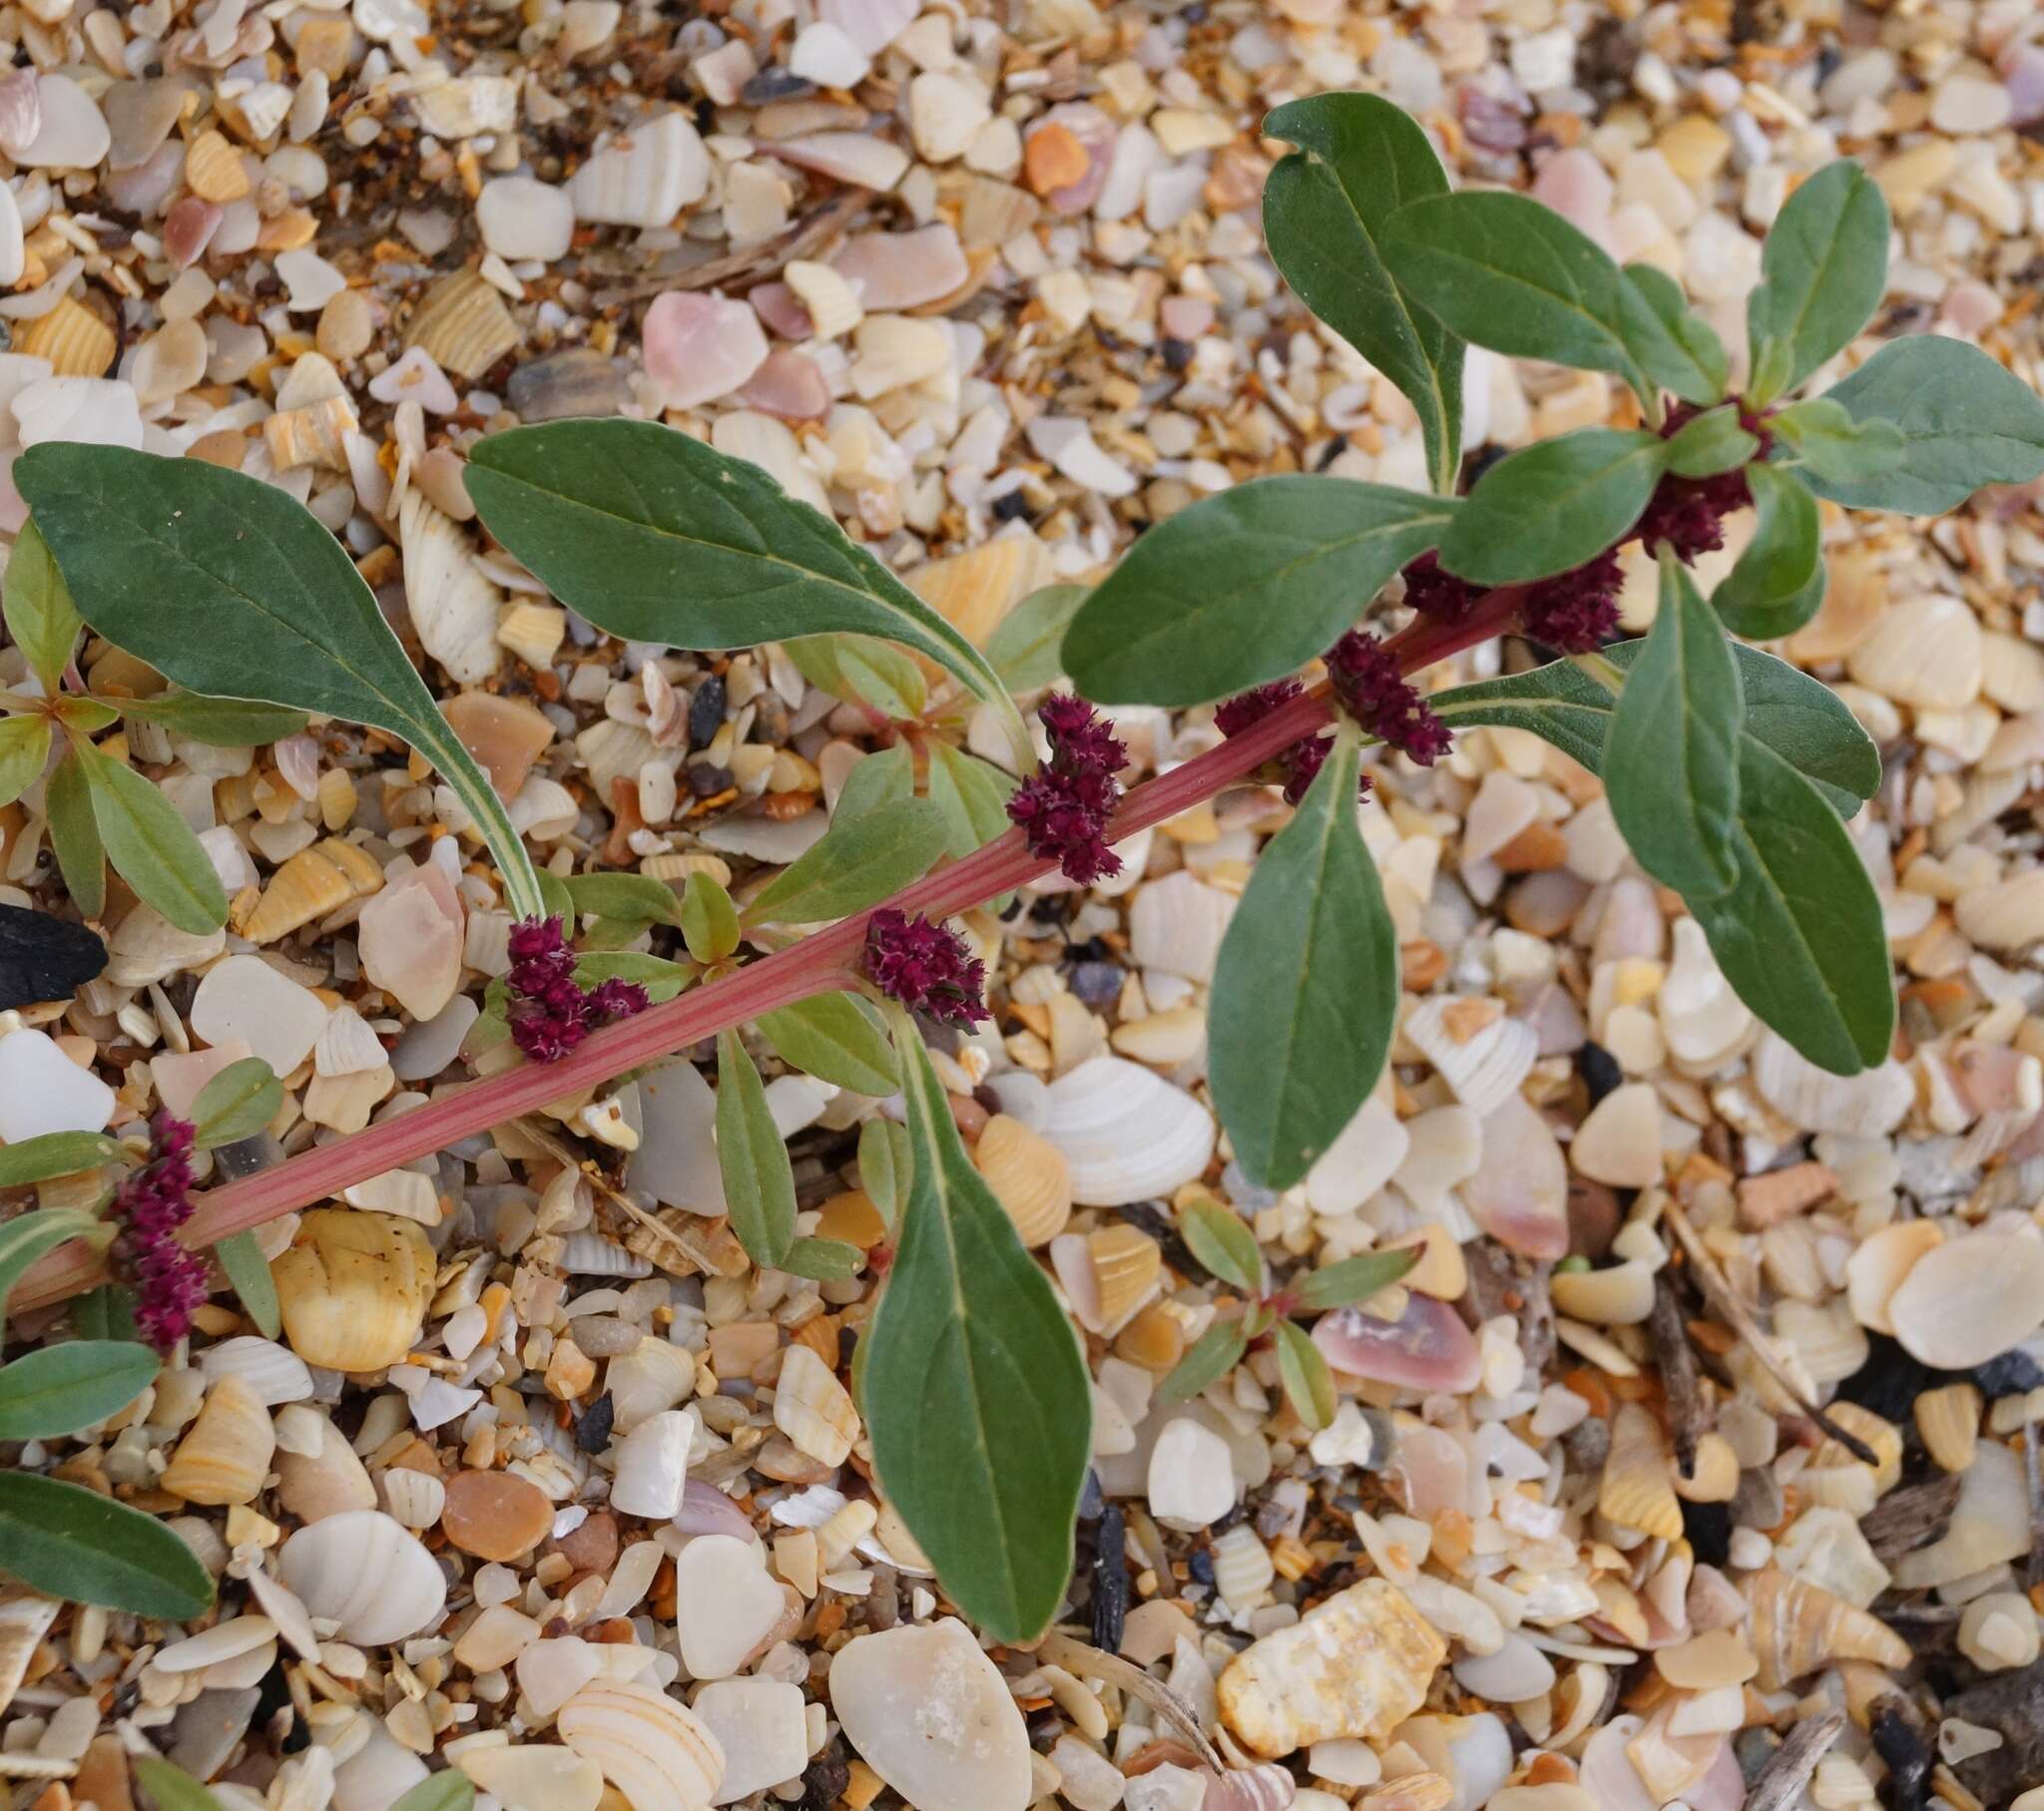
{"left": 164, "top": 196, "right": 224, "bottom": 270}
{"left": 1461, "top": 1093, "right": 1569, "bottom": 1260}
{"left": 737, "top": 348, "right": 829, "bottom": 422}
{"left": 1311, "top": 1292, "right": 1482, "bottom": 1395}
{"left": 1531, "top": 147, "right": 1615, "bottom": 249}
{"left": 749, "top": 281, "right": 813, "bottom": 341}
{"left": 643, "top": 292, "right": 768, "bottom": 411}
{"left": 829, "top": 225, "right": 968, "bottom": 312}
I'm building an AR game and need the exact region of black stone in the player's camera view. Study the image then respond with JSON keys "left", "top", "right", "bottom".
{"left": 1679, "top": 1497, "right": 1731, "bottom": 1569}
{"left": 1575, "top": 1040, "right": 1623, "bottom": 1106}
{"left": 689, "top": 674, "right": 727, "bottom": 750}
{"left": 575, "top": 1393, "right": 615, "bottom": 1454}
{"left": 0, "top": 902, "right": 106, "bottom": 1011}
{"left": 1090, "top": 1501, "right": 1127, "bottom": 1652}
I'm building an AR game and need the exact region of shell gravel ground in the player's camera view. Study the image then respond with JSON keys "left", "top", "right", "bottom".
{"left": 0, "top": 0, "right": 2043, "bottom": 1809}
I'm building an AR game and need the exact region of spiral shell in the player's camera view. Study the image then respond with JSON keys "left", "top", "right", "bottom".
{"left": 272, "top": 1209, "right": 434, "bottom": 1373}
{"left": 1597, "top": 1402, "right": 1683, "bottom": 1542}
{"left": 971, "top": 1114, "right": 1071, "bottom": 1247}
{"left": 161, "top": 1374, "right": 274, "bottom": 1507}
{"left": 558, "top": 1678, "right": 725, "bottom": 1811}
{"left": 276, "top": 1510, "right": 447, "bottom": 1644}
{"left": 1744, "top": 1567, "right": 1910, "bottom": 1690}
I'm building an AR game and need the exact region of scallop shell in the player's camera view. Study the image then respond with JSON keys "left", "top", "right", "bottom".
{"left": 1914, "top": 1381, "right": 1981, "bottom": 1475}
{"left": 1744, "top": 1567, "right": 1910, "bottom": 1690}
{"left": 971, "top": 1114, "right": 1072, "bottom": 1246}
{"left": 1671, "top": 1432, "right": 1739, "bottom": 1504}
{"left": 1206, "top": 1765, "right": 1298, "bottom": 1811}
{"left": 277, "top": 1510, "right": 447, "bottom": 1645}
{"left": 611, "top": 1408, "right": 695, "bottom": 1519}
{"left": 782, "top": 258, "right": 862, "bottom": 339}
{"left": 1043, "top": 1057, "right": 1214, "bottom": 1206}
{"left": 263, "top": 394, "right": 356, "bottom": 473}
{"left": 569, "top": 110, "right": 711, "bottom": 228}
{"left": 198, "top": 1335, "right": 313, "bottom": 1406}
{"left": 1211, "top": 1525, "right": 1276, "bottom": 1611}
{"left": 161, "top": 1374, "right": 274, "bottom": 1507}
{"left": 1598, "top": 1402, "right": 1683, "bottom": 1541}
{"left": 606, "top": 1336, "right": 697, "bottom": 1435}
{"left": 1752, "top": 1033, "right": 1912, "bottom": 1136}
{"left": 1088, "top": 1224, "right": 1163, "bottom": 1330}
{"left": 16, "top": 296, "right": 115, "bottom": 376}
{"left": 313, "top": 1004, "right": 386, "bottom": 1079}
{"left": 1843, "top": 1218, "right": 1941, "bottom": 1335}
{"left": 1402, "top": 996, "right": 1537, "bottom": 1118}
{"left": 185, "top": 128, "right": 251, "bottom": 202}
{"left": 242, "top": 837, "right": 384, "bottom": 944}
{"left": 403, "top": 269, "right": 518, "bottom": 380}
{"left": 400, "top": 488, "right": 504, "bottom": 685}
{"left": 378, "top": 1466, "right": 446, "bottom": 1530}
{"left": 272, "top": 1209, "right": 434, "bottom": 1373}
{"left": 558, "top": 1678, "right": 725, "bottom": 1811}
{"left": 772, "top": 1344, "right": 858, "bottom": 1468}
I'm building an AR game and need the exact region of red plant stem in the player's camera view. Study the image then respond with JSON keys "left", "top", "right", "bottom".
{"left": 11, "top": 586, "right": 1528, "bottom": 1313}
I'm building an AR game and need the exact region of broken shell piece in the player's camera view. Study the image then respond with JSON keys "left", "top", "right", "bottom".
{"left": 16, "top": 297, "right": 116, "bottom": 377}
{"left": 1312, "top": 1291, "right": 1481, "bottom": 1395}
{"left": 1886, "top": 1229, "right": 2044, "bottom": 1369}
{"left": 400, "top": 487, "right": 504, "bottom": 685}
{"left": 1844, "top": 1218, "right": 1942, "bottom": 1337}
{"left": 972, "top": 1114, "right": 1072, "bottom": 1246}
{"left": 1043, "top": 1057, "right": 1214, "bottom": 1205}
{"left": 242, "top": 837, "right": 385, "bottom": 944}
{"left": 271, "top": 1209, "right": 434, "bottom": 1372}
{"left": 161, "top": 1375, "right": 274, "bottom": 1507}
{"left": 558, "top": 1678, "right": 725, "bottom": 1811}
{"left": 404, "top": 270, "right": 518, "bottom": 380}
{"left": 1599, "top": 1403, "right": 1683, "bottom": 1541}
{"left": 569, "top": 110, "right": 710, "bottom": 228}
{"left": 1460, "top": 1093, "right": 1568, "bottom": 1259}
{"left": 1752, "top": 1034, "right": 1912, "bottom": 1136}
{"left": 1403, "top": 997, "right": 1537, "bottom": 1118}
{"left": 1743, "top": 1568, "right": 1910, "bottom": 1690}
{"left": 277, "top": 1509, "right": 447, "bottom": 1644}
{"left": 1915, "top": 1382, "right": 1981, "bottom": 1475}
{"left": 830, "top": 1620, "right": 1031, "bottom": 1811}
{"left": 1089, "top": 1224, "right": 1163, "bottom": 1330}
{"left": 772, "top": 1344, "right": 858, "bottom": 1467}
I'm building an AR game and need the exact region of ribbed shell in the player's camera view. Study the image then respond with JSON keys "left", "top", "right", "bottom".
{"left": 161, "top": 1374, "right": 274, "bottom": 1507}
{"left": 276, "top": 1510, "right": 447, "bottom": 1645}
{"left": 271, "top": 1209, "right": 434, "bottom": 1373}
{"left": 558, "top": 1678, "right": 725, "bottom": 1811}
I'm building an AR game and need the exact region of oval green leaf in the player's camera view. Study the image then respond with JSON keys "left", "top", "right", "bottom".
{"left": 780, "top": 1236, "right": 862, "bottom": 1282}
{"left": 1623, "top": 263, "right": 1729, "bottom": 403}
{"left": 1275, "top": 1318, "right": 1336, "bottom": 1431}
{"left": 925, "top": 743, "right": 1015, "bottom": 863}
{"left": 784, "top": 634, "right": 929, "bottom": 721}
{"left": 1746, "top": 160, "right": 1890, "bottom": 405}
{"left": 134, "top": 1759, "right": 229, "bottom": 1811}
{"left": 116, "top": 693, "right": 311, "bottom": 747}
{"left": 0, "top": 714, "right": 49, "bottom": 809}
{"left": 1291, "top": 1245, "right": 1423, "bottom": 1312}
{"left": 1437, "top": 429, "right": 1668, "bottom": 586}
{"left": 680, "top": 871, "right": 740, "bottom": 965}
{"left": 0, "top": 1340, "right": 159, "bottom": 1439}
{"left": 715, "top": 1029, "right": 795, "bottom": 1268}
{"left": 0, "top": 1471, "right": 214, "bottom": 1618}
{"left": 857, "top": 1117, "right": 911, "bottom": 1229}
{"left": 1714, "top": 463, "right": 1824, "bottom": 640}
{"left": 571, "top": 949, "right": 692, "bottom": 1004}
{"left": 747, "top": 795, "right": 949, "bottom": 925}
{"left": 45, "top": 747, "right": 104, "bottom": 920}
{"left": 1062, "top": 477, "right": 1454, "bottom": 706}
{"left": 1262, "top": 92, "right": 1464, "bottom": 492}
{"left": 863, "top": 1023, "right": 1091, "bottom": 1644}
{"left": 390, "top": 1774, "right": 477, "bottom": 1811}
{"left": 76, "top": 743, "right": 227, "bottom": 936}
{"left": 1159, "top": 1320, "right": 1248, "bottom": 1404}
{"left": 0, "top": 1131, "right": 120, "bottom": 1188}
{"left": 757, "top": 993, "right": 899, "bottom": 1097}
{"left": 189, "top": 1057, "right": 283, "bottom": 1150}
{"left": 215, "top": 1230, "right": 280, "bottom": 1339}
{"left": 985, "top": 584, "right": 1090, "bottom": 691}
{"left": 4, "top": 519, "right": 82, "bottom": 691}
{"left": 1210, "top": 734, "right": 1397, "bottom": 1189}
{"left": 1664, "top": 404, "right": 1758, "bottom": 478}
{"left": 15, "top": 444, "right": 545, "bottom": 920}
{"left": 560, "top": 871, "right": 683, "bottom": 928}
{"left": 1179, "top": 1199, "right": 1263, "bottom": 1295}
{"left": 1770, "top": 397, "right": 1905, "bottom": 488}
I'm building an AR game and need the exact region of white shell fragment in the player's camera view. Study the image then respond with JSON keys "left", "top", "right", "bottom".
{"left": 570, "top": 111, "right": 710, "bottom": 227}
{"left": 1887, "top": 1231, "right": 2044, "bottom": 1369}
{"left": 1044, "top": 1057, "right": 1215, "bottom": 1204}
{"left": 276, "top": 1511, "right": 447, "bottom": 1644}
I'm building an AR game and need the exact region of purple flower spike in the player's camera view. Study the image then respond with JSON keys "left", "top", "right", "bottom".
{"left": 1006, "top": 694, "right": 1129, "bottom": 885}
{"left": 1520, "top": 549, "right": 1625, "bottom": 653}
{"left": 1326, "top": 631, "right": 1452, "bottom": 766}
{"left": 1213, "top": 679, "right": 1356, "bottom": 805}
{"left": 112, "top": 1112, "right": 209, "bottom": 1354}
{"left": 1399, "top": 551, "right": 1482, "bottom": 622}
{"left": 863, "top": 909, "right": 991, "bottom": 1029}
{"left": 506, "top": 914, "right": 650, "bottom": 1062}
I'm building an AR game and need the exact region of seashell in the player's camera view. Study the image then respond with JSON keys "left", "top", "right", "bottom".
{"left": 1551, "top": 1259, "right": 1656, "bottom": 1325}
{"left": 277, "top": 1509, "right": 447, "bottom": 1644}
{"left": 107, "top": 903, "right": 226, "bottom": 989}
{"left": 1452, "top": 1631, "right": 1556, "bottom": 1703}
{"left": 274, "top": 1407, "right": 377, "bottom": 1523}
{"left": 558, "top": 1678, "right": 725, "bottom": 1811}
{"left": 1598, "top": 1402, "right": 1683, "bottom": 1541}
{"left": 1743, "top": 1567, "right": 1910, "bottom": 1689}
{"left": 570, "top": 110, "right": 710, "bottom": 228}
{"left": 404, "top": 269, "right": 518, "bottom": 380}
{"left": 1623, "top": 1704, "right": 1721, "bottom": 1804}
{"left": 154, "top": 1614, "right": 277, "bottom": 1674}
{"left": 1577, "top": 1716, "right": 1659, "bottom": 1811}
{"left": 0, "top": 69, "right": 41, "bottom": 162}
{"left": 971, "top": 1114, "right": 1071, "bottom": 1247}
{"left": 272, "top": 1209, "right": 435, "bottom": 1372}
{"left": 1774, "top": 1298, "right": 1868, "bottom": 1388}
{"left": 457, "top": 1745, "right": 607, "bottom": 1809}
{"left": 1403, "top": 996, "right": 1537, "bottom": 1118}
{"left": 1887, "top": 1229, "right": 2044, "bottom": 1369}
{"left": 1844, "top": 595, "right": 1981, "bottom": 709}
{"left": 1088, "top": 1224, "right": 1163, "bottom": 1331}
{"left": 1893, "top": 1438, "right": 2030, "bottom": 1589}
{"left": 378, "top": 1466, "right": 446, "bottom": 1529}
{"left": 185, "top": 128, "right": 251, "bottom": 203}
{"left": 1843, "top": 1217, "right": 1941, "bottom": 1335}
{"left": 1128, "top": 871, "right": 1236, "bottom": 985}
{"left": 772, "top": 1344, "right": 858, "bottom": 1468}
{"left": 830, "top": 1620, "right": 1030, "bottom": 1808}
{"left": 242, "top": 837, "right": 384, "bottom": 944}
{"left": 162, "top": 1375, "right": 274, "bottom": 1507}
{"left": 610, "top": 1408, "right": 695, "bottom": 1519}
{"left": 1043, "top": 1057, "right": 1214, "bottom": 1206}
{"left": 1212, "top": 1524, "right": 1277, "bottom": 1611}
{"left": 1313, "top": 1291, "right": 1480, "bottom": 1395}
{"left": 314, "top": 1004, "right": 387, "bottom": 1079}
{"left": 198, "top": 1335, "right": 313, "bottom": 1406}
{"left": 1671, "top": 1432, "right": 1740, "bottom": 1503}
{"left": 1915, "top": 1381, "right": 1981, "bottom": 1475}
{"left": 1461, "top": 1093, "right": 1567, "bottom": 1259}
{"left": 506, "top": 346, "right": 627, "bottom": 422}
{"left": 1206, "top": 1764, "right": 1297, "bottom": 1811}
{"left": 16, "top": 297, "right": 115, "bottom": 377}
{"left": 263, "top": 394, "right": 357, "bottom": 472}
{"left": 0, "top": 1596, "right": 59, "bottom": 1719}
{"left": 1954, "top": 868, "right": 2044, "bottom": 952}
{"left": 1659, "top": 917, "right": 1752, "bottom": 1070}
{"left": 557, "top": 1231, "right": 653, "bottom": 1277}
{"left": 1752, "top": 1033, "right": 1912, "bottom": 1136}
{"left": 400, "top": 487, "right": 503, "bottom": 684}
{"left": 782, "top": 258, "right": 862, "bottom": 339}
{"left": 606, "top": 1336, "right": 697, "bottom": 1434}
{"left": 830, "top": 224, "right": 969, "bottom": 311}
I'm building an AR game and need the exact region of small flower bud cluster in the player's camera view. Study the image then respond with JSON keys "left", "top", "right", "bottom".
{"left": 1635, "top": 401, "right": 1769, "bottom": 562}
{"left": 1519, "top": 548, "right": 1625, "bottom": 652}
{"left": 1326, "top": 631, "right": 1453, "bottom": 765}
{"left": 507, "top": 915, "right": 650, "bottom": 1063}
{"left": 1006, "top": 694, "right": 1129, "bottom": 886}
{"left": 113, "top": 1114, "right": 208, "bottom": 1354}
{"left": 862, "top": 909, "right": 991, "bottom": 1028}
{"left": 1213, "top": 679, "right": 1347, "bottom": 805}
{"left": 1399, "top": 551, "right": 1482, "bottom": 622}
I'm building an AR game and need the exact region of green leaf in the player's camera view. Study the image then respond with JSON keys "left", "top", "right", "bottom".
{"left": 0, "top": 1341, "right": 158, "bottom": 1440}
{"left": 715, "top": 1029, "right": 795, "bottom": 1268}
{"left": 1437, "top": 429, "right": 1668, "bottom": 586}
{"left": 1380, "top": 191, "right": 1689, "bottom": 404}
{"left": 1179, "top": 1199, "right": 1263, "bottom": 1294}
{"left": 74, "top": 743, "right": 227, "bottom": 935}
{"left": 1062, "top": 477, "right": 1454, "bottom": 706}
{"left": 571, "top": 950, "right": 692, "bottom": 1004}
{"left": 0, "top": 1472, "right": 214, "bottom": 1617}
{"left": 1262, "top": 93, "right": 1464, "bottom": 493}
{"left": 0, "top": 711, "right": 49, "bottom": 808}
{"left": 464, "top": 421, "right": 1031, "bottom": 767}
{"left": 1159, "top": 1321, "right": 1248, "bottom": 1404}
{"left": 134, "top": 1759, "right": 229, "bottom": 1811}
{"left": 985, "top": 585, "right": 1089, "bottom": 691}
{"left": 1692, "top": 738, "right": 1895, "bottom": 1073}
{"left": 1623, "top": 263, "right": 1729, "bottom": 402}
{"left": 188, "top": 1056, "right": 282, "bottom": 1150}
{"left": 783, "top": 634, "right": 929, "bottom": 721}
{"left": 1210, "top": 734, "right": 1397, "bottom": 1189}
{"left": 389, "top": 1773, "right": 476, "bottom": 1811}
{"left": 1770, "top": 397, "right": 1905, "bottom": 487}
{"left": 4, "top": 519, "right": 82, "bottom": 692}
{"left": 215, "top": 1231, "right": 280, "bottom": 1338}
{"left": 1796, "top": 334, "right": 2044, "bottom": 515}
{"left": 780, "top": 1237, "right": 861, "bottom": 1282}
{"left": 561, "top": 871, "right": 683, "bottom": 928}
{"left": 1746, "top": 160, "right": 1890, "bottom": 405}
{"left": 116, "top": 693, "right": 311, "bottom": 747}
{"left": 1274, "top": 1318, "right": 1335, "bottom": 1432}
{"left": 1291, "top": 1245, "right": 1422, "bottom": 1312}
{"left": 1605, "top": 551, "right": 1745, "bottom": 899}
{"left": 1434, "top": 639, "right": 1879, "bottom": 815}
{"left": 747, "top": 795, "right": 949, "bottom": 924}
{"left": 1714, "top": 464, "right": 1825, "bottom": 640}
{"left": 925, "top": 743, "right": 1015, "bottom": 863}
{"left": 15, "top": 443, "right": 546, "bottom": 921}
{"left": 536, "top": 869, "right": 574, "bottom": 922}
{"left": 45, "top": 747, "right": 104, "bottom": 920}
{"left": 758, "top": 994, "right": 899, "bottom": 1097}
{"left": 0, "top": 1132, "right": 120, "bottom": 1188}
{"left": 833, "top": 743, "right": 914, "bottom": 818}
{"left": 863, "top": 1023, "right": 1091, "bottom": 1644}
{"left": 679, "top": 872, "right": 740, "bottom": 965}
{"left": 1664, "top": 404, "right": 1759, "bottom": 478}
{"left": 72, "top": 1285, "right": 137, "bottom": 1342}
{"left": 54, "top": 695, "right": 117, "bottom": 733}
{"left": 0, "top": 1209, "right": 103, "bottom": 1315}
{"left": 857, "top": 1118, "right": 911, "bottom": 1229}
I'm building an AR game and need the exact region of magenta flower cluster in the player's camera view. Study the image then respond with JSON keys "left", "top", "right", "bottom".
{"left": 1326, "top": 631, "right": 1453, "bottom": 765}
{"left": 507, "top": 915, "right": 650, "bottom": 1063}
{"left": 1520, "top": 549, "right": 1625, "bottom": 653}
{"left": 1006, "top": 694, "right": 1128, "bottom": 885}
{"left": 1214, "top": 679, "right": 1342, "bottom": 805}
{"left": 862, "top": 908, "right": 990, "bottom": 1028}
{"left": 112, "top": 1114, "right": 209, "bottom": 1354}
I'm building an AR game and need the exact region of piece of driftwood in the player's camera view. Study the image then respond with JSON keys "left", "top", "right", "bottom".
{"left": 1460, "top": 1240, "right": 1556, "bottom": 1374}
{"left": 1941, "top": 1660, "right": 2044, "bottom": 1807}
{"left": 1861, "top": 1471, "right": 1964, "bottom": 1563}
{"left": 1746, "top": 1709, "right": 1844, "bottom": 1811}
{"left": 1648, "top": 1270, "right": 1706, "bottom": 1476}
{"left": 591, "top": 192, "right": 869, "bottom": 306}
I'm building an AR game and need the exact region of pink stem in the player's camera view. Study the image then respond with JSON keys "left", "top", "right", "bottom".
{"left": 10, "top": 589, "right": 1526, "bottom": 1314}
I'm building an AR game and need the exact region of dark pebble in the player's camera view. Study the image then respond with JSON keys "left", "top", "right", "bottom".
{"left": 1576, "top": 1041, "right": 1623, "bottom": 1106}
{"left": 574, "top": 1393, "right": 615, "bottom": 1454}
{"left": 1161, "top": 336, "right": 1193, "bottom": 371}
{"left": 743, "top": 68, "right": 814, "bottom": 103}
{"left": 689, "top": 676, "right": 727, "bottom": 750}
{"left": 1068, "top": 960, "right": 1123, "bottom": 1007}
{"left": 687, "top": 762, "right": 734, "bottom": 798}
{"left": 991, "top": 489, "right": 1034, "bottom": 523}
{"left": 1679, "top": 1497, "right": 1731, "bottom": 1569}
{"left": 800, "top": 1752, "right": 850, "bottom": 1811}
{"left": 1090, "top": 1501, "right": 1127, "bottom": 1651}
